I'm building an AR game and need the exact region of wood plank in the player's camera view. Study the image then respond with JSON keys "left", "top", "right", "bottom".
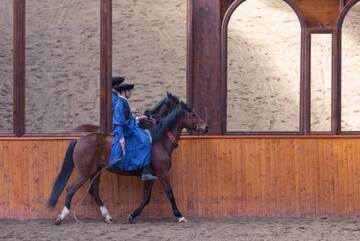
{"left": 1, "top": 137, "right": 360, "bottom": 218}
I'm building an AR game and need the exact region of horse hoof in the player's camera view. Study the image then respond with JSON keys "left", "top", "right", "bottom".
{"left": 178, "top": 217, "right": 188, "bottom": 223}
{"left": 105, "top": 218, "right": 113, "bottom": 224}
{"left": 54, "top": 217, "right": 62, "bottom": 226}
{"left": 127, "top": 214, "right": 135, "bottom": 224}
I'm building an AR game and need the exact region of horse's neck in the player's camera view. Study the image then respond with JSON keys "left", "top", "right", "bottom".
{"left": 163, "top": 118, "right": 183, "bottom": 152}
{"left": 172, "top": 122, "right": 183, "bottom": 141}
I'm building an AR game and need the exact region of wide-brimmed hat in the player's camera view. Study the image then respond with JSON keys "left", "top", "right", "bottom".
{"left": 112, "top": 76, "right": 125, "bottom": 87}
{"left": 114, "top": 83, "right": 135, "bottom": 92}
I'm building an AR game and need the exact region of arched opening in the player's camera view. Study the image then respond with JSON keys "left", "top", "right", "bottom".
{"left": 341, "top": 1, "right": 360, "bottom": 131}
{"left": 224, "top": 0, "right": 302, "bottom": 132}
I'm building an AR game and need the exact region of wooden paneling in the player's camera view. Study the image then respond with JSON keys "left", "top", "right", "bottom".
{"left": 292, "top": 0, "right": 340, "bottom": 27}
{"left": 220, "top": 0, "right": 341, "bottom": 27}
{"left": 1, "top": 136, "right": 360, "bottom": 219}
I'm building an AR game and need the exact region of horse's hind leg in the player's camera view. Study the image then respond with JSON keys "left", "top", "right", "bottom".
{"left": 89, "top": 173, "right": 112, "bottom": 224}
{"left": 158, "top": 173, "right": 187, "bottom": 223}
{"left": 127, "top": 180, "right": 154, "bottom": 224}
{"left": 54, "top": 175, "right": 88, "bottom": 225}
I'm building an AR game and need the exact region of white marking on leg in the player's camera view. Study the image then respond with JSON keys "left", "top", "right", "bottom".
{"left": 59, "top": 207, "right": 70, "bottom": 220}
{"left": 178, "top": 217, "right": 188, "bottom": 223}
{"left": 100, "top": 206, "right": 112, "bottom": 222}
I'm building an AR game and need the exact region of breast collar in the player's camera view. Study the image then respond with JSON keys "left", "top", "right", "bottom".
{"left": 167, "top": 131, "right": 178, "bottom": 146}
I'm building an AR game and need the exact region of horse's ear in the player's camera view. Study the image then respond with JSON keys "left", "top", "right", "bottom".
{"left": 180, "top": 101, "right": 187, "bottom": 109}
{"left": 166, "top": 91, "right": 170, "bottom": 97}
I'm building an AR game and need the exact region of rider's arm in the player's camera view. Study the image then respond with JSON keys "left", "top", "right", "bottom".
{"left": 113, "top": 101, "right": 127, "bottom": 154}
{"left": 113, "top": 101, "right": 126, "bottom": 140}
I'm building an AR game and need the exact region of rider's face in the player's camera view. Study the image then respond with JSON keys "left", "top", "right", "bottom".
{"left": 125, "top": 90, "right": 132, "bottom": 99}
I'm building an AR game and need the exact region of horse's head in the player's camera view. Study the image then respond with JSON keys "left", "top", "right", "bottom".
{"left": 165, "top": 93, "right": 180, "bottom": 116}
{"left": 180, "top": 101, "right": 208, "bottom": 134}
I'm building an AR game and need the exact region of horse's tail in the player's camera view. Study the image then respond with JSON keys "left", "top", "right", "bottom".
{"left": 47, "top": 140, "right": 77, "bottom": 208}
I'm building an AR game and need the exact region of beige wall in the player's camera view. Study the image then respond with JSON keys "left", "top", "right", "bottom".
{"left": 310, "top": 34, "right": 332, "bottom": 132}
{"left": 1, "top": 1, "right": 359, "bottom": 133}
{"left": 227, "top": 0, "right": 301, "bottom": 132}
{"left": 0, "top": 0, "right": 186, "bottom": 133}
{"left": 0, "top": 0, "right": 13, "bottom": 132}
{"left": 227, "top": 0, "right": 360, "bottom": 132}
{"left": 25, "top": 0, "right": 101, "bottom": 133}
{"left": 342, "top": 2, "right": 360, "bottom": 131}
{"left": 112, "top": 0, "right": 186, "bottom": 111}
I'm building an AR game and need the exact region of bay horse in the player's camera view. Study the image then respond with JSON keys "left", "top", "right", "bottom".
{"left": 48, "top": 101, "right": 208, "bottom": 225}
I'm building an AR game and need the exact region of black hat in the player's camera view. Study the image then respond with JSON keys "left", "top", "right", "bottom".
{"left": 114, "top": 83, "right": 135, "bottom": 92}
{"left": 112, "top": 76, "right": 125, "bottom": 87}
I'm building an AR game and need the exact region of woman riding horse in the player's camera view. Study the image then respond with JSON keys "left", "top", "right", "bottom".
{"left": 110, "top": 82, "right": 156, "bottom": 181}
{"left": 48, "top": 101, "right": 208, "bottom": 225}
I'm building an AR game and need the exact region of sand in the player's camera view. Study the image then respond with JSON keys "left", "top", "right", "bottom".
{"left": 341, "top": 2, "right": 360, "bottom": 131}
{"left": 1, "top": 217, "right": 360, "bottom": 241}
{"left": 0, "top": 0, "right": 360, "bottom": 133}
{"left": 0, "top": 0, "right": 13, "bottom": 132}
{"left": 0, "top": 0, "right": 186, "bottom": 133}
{"left": 227, "top": 0, "right": 360, "bottom": 132}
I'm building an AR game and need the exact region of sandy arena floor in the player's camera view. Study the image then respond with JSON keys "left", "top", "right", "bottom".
{"left": 1, "top": 217, "right": 360, "bottom": 241}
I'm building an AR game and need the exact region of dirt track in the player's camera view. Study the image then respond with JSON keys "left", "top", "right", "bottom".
{"left": 1, "top": 217, "right": 360, "bottom": 241}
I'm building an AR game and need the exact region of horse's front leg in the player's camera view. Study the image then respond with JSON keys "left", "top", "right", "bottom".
{"left": 158, "top": 172, "right": 187, "bottom": 223}
{"left": 127, "top": 180, "right": 154, "bottom": 224}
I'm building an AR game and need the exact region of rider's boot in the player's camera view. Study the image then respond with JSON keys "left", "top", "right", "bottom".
{"left": 141, "top": 164, "right": 158, "bottom": 181}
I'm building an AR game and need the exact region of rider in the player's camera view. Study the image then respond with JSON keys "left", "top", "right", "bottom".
{"left": 109, "top": 82, "right": 157, "bottom": 181}
{"left": 112, "top": 76, "right": 125, "bottom": 115}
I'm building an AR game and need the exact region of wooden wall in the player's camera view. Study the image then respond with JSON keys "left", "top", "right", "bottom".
{"left": 292, "top": 0, "right": 340, "bottom": 27}
{"left": 221, "top": 0, "right": 342, "bottom": 27}
{"left": 1, "top": 136, "right": 360, "bottom": 220}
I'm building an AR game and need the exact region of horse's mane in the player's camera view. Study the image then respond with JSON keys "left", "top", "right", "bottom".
{"left": 145, "top": 96, "right": 168, "bottom": 115}
{"left": 144, "top": 93, "right": 179, "bottom": 116}
{"left": 149, "top": 106, "right": 184, "bottom": 142}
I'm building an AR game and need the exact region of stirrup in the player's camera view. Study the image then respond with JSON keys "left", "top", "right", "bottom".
{"left": 141, "top": 173, "right": 158, "bottom": 181}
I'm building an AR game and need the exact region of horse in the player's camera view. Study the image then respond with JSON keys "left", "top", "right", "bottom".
{"left": 63, "top": 92, "right": 180, "bottom": 183}
{"left": 69, "top": 92, "right": 181, "bottom": 133}
{"left": 48, "top": 101, "right": 208, "bottom": 225}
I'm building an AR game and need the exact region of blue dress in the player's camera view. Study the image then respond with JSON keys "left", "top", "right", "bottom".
{"left": 109, "top": 96, "right": 152, "bottom": 171}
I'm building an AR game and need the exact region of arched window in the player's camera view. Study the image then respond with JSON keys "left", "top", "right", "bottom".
{"left": 341, "top": 1, "right": 360, "bottom": 131}
{"left": 0, "top": 1, "right": 13, "bottom": 133}
{"left": 224, "top": 0, "right": 302, "bottom": 133}
{"left": 112, "top": 0, "right": 187, "bottom": 110}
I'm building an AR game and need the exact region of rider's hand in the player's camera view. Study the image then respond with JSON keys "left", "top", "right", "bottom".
{"left": 137, "top": 115, "right": 148, "bottom": 121}
{"left": 120, "top": 138, "right": 126, "bottom": 155}
{"left": 132, "top": 107, "right": 141, "bottom": 114}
